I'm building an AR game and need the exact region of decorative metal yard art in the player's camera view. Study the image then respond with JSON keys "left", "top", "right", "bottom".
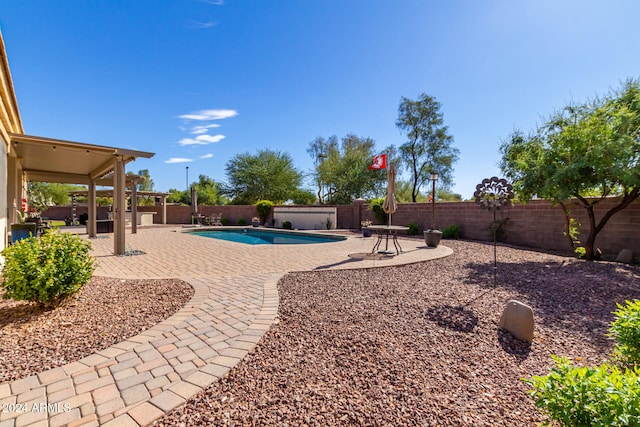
{"left": 474, "top": 177, "right": 514, "bottom": 286}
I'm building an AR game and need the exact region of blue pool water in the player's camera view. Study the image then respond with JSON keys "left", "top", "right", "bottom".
{"left": 191, "top": 229, "right": 346, "bottom": 245}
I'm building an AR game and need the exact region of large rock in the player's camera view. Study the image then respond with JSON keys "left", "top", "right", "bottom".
{"left": 616, "top": 249, "right": 634, "bottom": 264}
{"left": 498, "top": 300, "right": 534, "bottom": 342}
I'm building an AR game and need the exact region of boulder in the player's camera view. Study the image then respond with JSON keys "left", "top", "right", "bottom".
{"left": 616, "top": 249, "right": 634, "bottom": 264}
{"left": 498, "top": 300, "right": 534, "bottom": 342}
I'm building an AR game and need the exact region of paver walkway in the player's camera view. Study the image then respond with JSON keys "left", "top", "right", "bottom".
{"left": 0, "top": 227, "right": 452, "bottom": 427}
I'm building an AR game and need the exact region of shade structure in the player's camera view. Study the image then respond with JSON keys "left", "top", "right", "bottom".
{"left": 382, "top": 163, "right": 398, "bottom": 226}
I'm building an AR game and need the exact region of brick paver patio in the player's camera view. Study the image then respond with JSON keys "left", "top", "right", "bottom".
{"left": 0, "top": 226, "right": 451, "bottom": 427}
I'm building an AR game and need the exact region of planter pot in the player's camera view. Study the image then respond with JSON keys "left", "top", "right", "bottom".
{"left": 11, "top": 223, "right": 38, "bottom": 243}
{"left": 362, "top": 228, "right": 373, "bottom": 238}
{"left": 424, "top": 229, "right": 442, "bottom": 247}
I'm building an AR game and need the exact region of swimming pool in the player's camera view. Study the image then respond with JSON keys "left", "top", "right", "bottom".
{"left": 190, "top": 228, "right": 347, "bottom": 245}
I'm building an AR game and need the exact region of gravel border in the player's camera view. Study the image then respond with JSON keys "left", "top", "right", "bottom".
{"left": 0, "top": 276, "right": 194, "bottom": 383}
{"left": 155, "top": 240, "right": 640, "bottom": 426}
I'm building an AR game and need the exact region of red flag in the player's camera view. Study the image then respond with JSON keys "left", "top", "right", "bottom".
{"left": 367, "top": 153, "right": 387, "bottom": 170}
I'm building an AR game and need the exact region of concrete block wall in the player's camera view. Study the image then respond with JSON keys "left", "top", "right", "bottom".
{"left": 44, "top": 197, "right": 640, "bottom": 256}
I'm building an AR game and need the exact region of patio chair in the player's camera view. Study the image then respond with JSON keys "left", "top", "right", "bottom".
{"left": 210, "top": 213, "right": 223, "bottom": 226}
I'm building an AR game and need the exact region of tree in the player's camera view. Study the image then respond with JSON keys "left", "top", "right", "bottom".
{"left": 224, "top": 149, "right": 303, "bottom": 204}
{"left": 500, "top": 78, "right": 640, "bottom": 260}
{"left": 193, "top": 175, "right": 227, "bottom": 205}
{"left": 307, "top": 134, "right": 394, "bottom": 204}
{"left": 167, "top": 188, "right": 186, "bottom": 204}
{"left": 128, "top": 169, "right": 155, "bottom": 206}
{"left": 396, "top": 93, "right": 459, "bottom": 202}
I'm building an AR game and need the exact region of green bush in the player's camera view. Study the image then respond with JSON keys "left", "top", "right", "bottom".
{"left": 407, "top": 222, "right": 419, "bottom": 235}
{"left": 368, "top": 198, "right": 388, "bottom": 224}
{"left": 526, "top": 356, "right": 640, "bottom": 426}
{"left": 282, "top": 220, "right": 292, "bottom": 229}
{"left": 1, "top": 230, "right": 96, "bottom": 308}
{"left": 442, "top": 224, "right": 461, "bottom": 239}
{"left": 610, "top": 299, "right": 640, "bottom": 367}
{"left": 255, "top": 200, "right": 274, "bottom": 223}
{"left": 236, "top": 217, "right": 247, "bottom": 226}
{"left": 220, "top": 217, "right": 233, "bottom": 226}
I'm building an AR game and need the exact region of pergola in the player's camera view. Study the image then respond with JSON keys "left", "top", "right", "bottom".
{"left": 68, "top": 188, "right": 170, "bottom": 233}
{"left": 9, "top": 133, "right": 154, "bottom": 255}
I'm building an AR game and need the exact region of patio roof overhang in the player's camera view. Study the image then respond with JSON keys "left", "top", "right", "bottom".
{"left": 9, "top": 133, "right": 154, "bottom": 185}
{"left": 8, "top": 132, "right": 155, "bottom": 255}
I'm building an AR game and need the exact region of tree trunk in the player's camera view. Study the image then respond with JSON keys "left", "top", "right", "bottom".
{"left": 577, "top": 188, "right": 640, "bottom": 261}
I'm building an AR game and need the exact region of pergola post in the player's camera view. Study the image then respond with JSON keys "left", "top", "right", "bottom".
{"left": 113, "top": 155, "right": 126, "bottom": 255}
{"left": 87, "top": 180, "right": 97, "bottom": 237}
{"left": 162, "top": 195, "right": 167, "bottom": 224}
{"left": 131, "top": 180, "right": 138, "bottom": 234}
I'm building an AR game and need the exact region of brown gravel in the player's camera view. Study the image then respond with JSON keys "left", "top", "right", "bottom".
{"left": 0, "top": 276, "right": 193, "bottom": 383}
{"left": 155, "top": 240, "right": 640, "bottom": 427}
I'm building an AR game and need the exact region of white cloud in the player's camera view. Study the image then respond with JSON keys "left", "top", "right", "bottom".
{"left": 191, "top": 123, "right": 221, "bottom": 134}
{"left": 179, "top": 109, "right": 238, "bottom": 121}
{"left": 190, "top": 21, "right": 218, "bottom": 29}
{"left": 164, "top": 157, "right": 193, "bottom": 164}
{"left": 200, "top": 154, "right": 214, "bottom": 159}
{"left": 179, "top": 134, "right": 225, "bottom": 146}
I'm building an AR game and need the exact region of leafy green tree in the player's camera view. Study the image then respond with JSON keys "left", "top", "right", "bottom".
{"left": 290, "top": 189, "right": 317, "bottom": 205}
{"left": 437, "top": 189, "right": 462, "bottom": 202}
{"left": 395, "top": 180, "right": 428, "bottom": 203}
{"left": 167, "top": 188, "right": 187, "bottom": 204}
{"left": 128, "top": 169, "right": 155, "bottom": 206}
{"left": 396, "top": 93, "right": 459, "bottom": 202}
{"left": 500, "top": 78, "right": 640, "bottom": 260}
{"left": 307, "top": 134, "right": 394, "bottom": 204}
{"left": 224, "top": 149, "right": 303, "bottom": 204}
{"left": 193, "top": 174, "right": 227, "bottom": 205}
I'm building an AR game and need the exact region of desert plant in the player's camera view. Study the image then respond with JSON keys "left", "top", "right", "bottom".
{"left": 442, "top": 224, "right": 461, "bottom": 239}
{"left": 282, "top": 220, "right": 292, "bottom": 229}
{"left": 1, "top": 229, "right": 95, "bottom": 308}
{"left": 407, "top": 222, "right": 419, "bottom": 235}
{"left": 255, "top": 200, "right": 273, "bottom": 224}
{"left": 236, "top": 217, "right": 247, "bottom": 226}
{"left": 368, "top": 197, "right": 388, "bottom": 224}
{"left": 526, "top": 356, "right": 640, "bottom": 426}
{"left": 610, "top": 299, "right": 640, "bottom": 368}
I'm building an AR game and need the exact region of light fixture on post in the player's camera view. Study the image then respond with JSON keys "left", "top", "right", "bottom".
{"left": 424, "top": 171, "right": 442, "bottom": 247}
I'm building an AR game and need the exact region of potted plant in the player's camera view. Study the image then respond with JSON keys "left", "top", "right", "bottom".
{"left": 361, "top": 220, "right": 373, "bottom": 237}
{"left": 11, "top": 210, "right": 37, "bottom": 243}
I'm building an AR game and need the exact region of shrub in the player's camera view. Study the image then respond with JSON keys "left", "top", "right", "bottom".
{"left": 255, "top": 200, "right": 273, "bottom": 223}
{"left": 282, "top": 220, "right": 292, "bottom": 229}
{"left": 610, "top": 299, "right": 640, "bottom": 367}
{"left": 220, "top": 217, "right": 233, "bottom": 226}
{"left": 368, "top": 198, "right": 388, "bottom": 224}
{"left": 407, "top": 222, "right": 419, "bottom": 235}
{"left": 526, "top": 356, "right": 640, "bottom": 426}
{"left": 442, "top": 224, "right": 461, "bottom": 239}
{"left": 236, "top": 217, "right": 247, "bottom": 226}
{"left": 1, "top": 230, "right": 95, "bottom": 308}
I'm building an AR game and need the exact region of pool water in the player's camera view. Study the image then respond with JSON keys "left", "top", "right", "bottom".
{"left": 191, "top": 229, "right": 346, "bottom": 245}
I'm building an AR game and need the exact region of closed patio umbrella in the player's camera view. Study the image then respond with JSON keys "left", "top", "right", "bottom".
{"left": 382, "top": 163, "right": 398, "bottom": 226}
{"left": 191, "top": 186, "right": 198, "bottom": 214}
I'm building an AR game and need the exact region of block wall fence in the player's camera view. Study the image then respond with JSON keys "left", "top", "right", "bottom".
{"left": 43, "top": 197, "right": 640, "bottom": 257}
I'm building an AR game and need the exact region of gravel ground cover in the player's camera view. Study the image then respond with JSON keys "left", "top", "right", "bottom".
{"left": 156, "top": 240, "right": 640, "bottom": 426}
{"left": 0, "top": 277, "right": 193, "bottom": 383}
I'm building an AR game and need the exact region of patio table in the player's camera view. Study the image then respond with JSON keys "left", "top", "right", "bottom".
{"left": 365, "top": 225, "right": 410, "bottom": 255}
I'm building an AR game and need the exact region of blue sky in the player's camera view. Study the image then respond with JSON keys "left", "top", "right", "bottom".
{"left": 2, "top": 0, "right": 639, "bottom": 199}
